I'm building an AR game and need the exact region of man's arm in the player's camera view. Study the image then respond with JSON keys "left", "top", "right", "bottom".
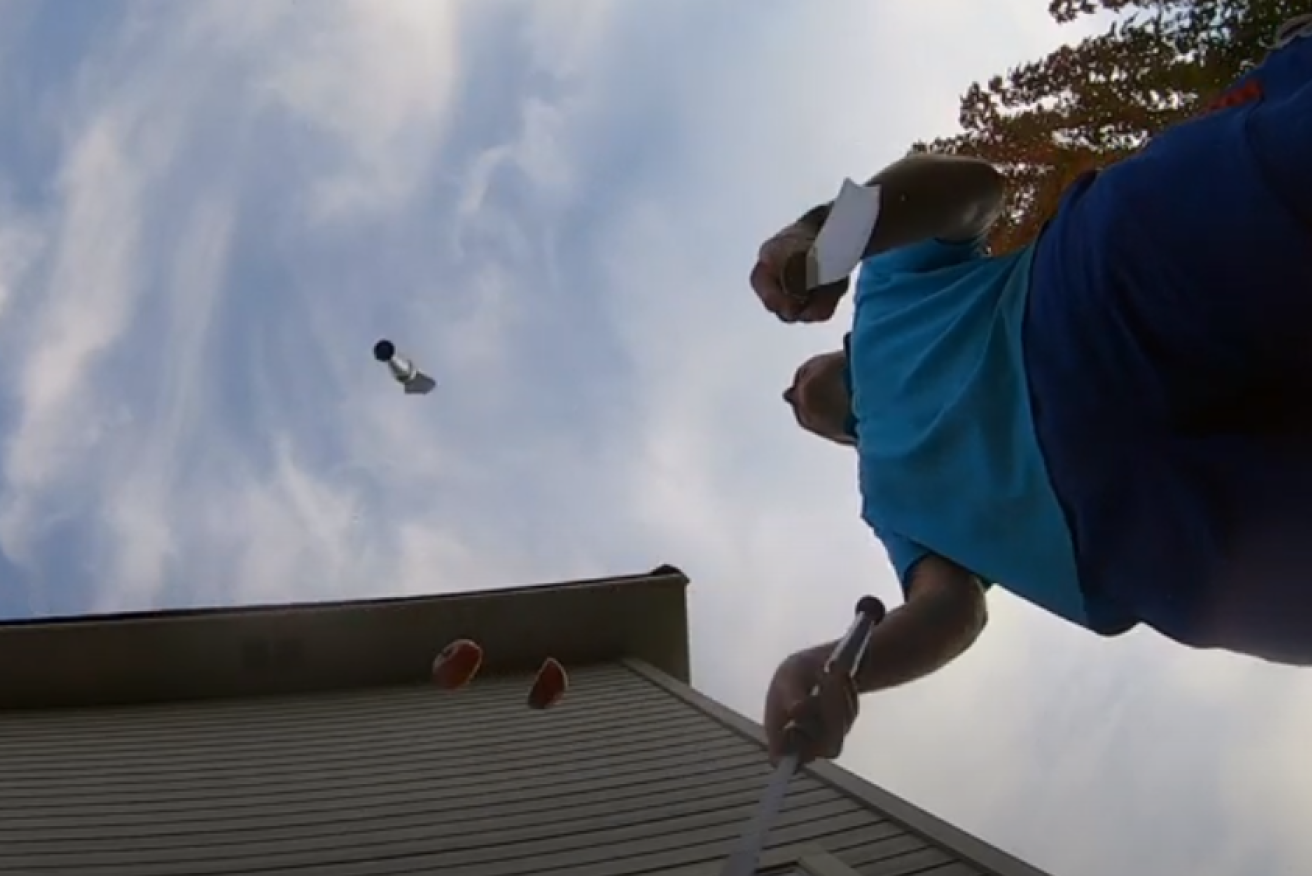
{"left": 853, "top": 555, "right": 987, "bottom": 693}
{"left": 795, "top": 154, "right": 1006, "bottom": 259}
{"left": 792, "top": 555, "right": 987, "bottom": 695}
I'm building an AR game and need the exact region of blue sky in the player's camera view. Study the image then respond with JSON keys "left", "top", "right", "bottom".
{"left": 1, "top": 2, "right": 1310, "bottom": 874}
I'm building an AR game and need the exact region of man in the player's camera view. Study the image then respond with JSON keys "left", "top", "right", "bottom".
{"left": 755, "top": 16, "right": 1312, "bottom": 766}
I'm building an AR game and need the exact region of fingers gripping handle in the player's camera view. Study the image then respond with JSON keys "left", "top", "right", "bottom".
{"left": 822, "top": 595, "right": 885, "bottom": 677}
{"left": 780, "top": 250, "right": 811, "bottom": 302}
{"left": 782, "top": 595, "right": 885, "bottom": 755}
{"left": 716, "top": 597, "right": 887, "bottom": 876}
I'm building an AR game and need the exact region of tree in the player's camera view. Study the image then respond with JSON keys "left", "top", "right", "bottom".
{"left": 917, "top": 0, "right": 1301, "bottom": 252}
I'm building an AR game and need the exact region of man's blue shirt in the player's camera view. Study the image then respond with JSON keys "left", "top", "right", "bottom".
{"left": 844, "top": 28, "right": 1311, "bottom": 645}
{"left": 846, "top": 237, "right": 1094, "bottom": 628}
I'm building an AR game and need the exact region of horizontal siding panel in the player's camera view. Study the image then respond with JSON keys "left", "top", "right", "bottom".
{"left": 853, "top": 844, "right": 961, "bottom": 876}
{"left": 0, "top": 753, "right": 787, "bottom": 833}
{"left": 22, "top": 815, "right": 907, "bottom": 876}
{"left": 0, "top": 771, "right": 834, "bottom": 842}
{"left": 0, "top": 696, "right": 699, "bottom": 771}
{"left": 0, "top": 714, "right": 747, "bottom": 792}
{"left": 453, "top": 820, "right": 905, "bottom": 876}
{"left": 0, "top": 662, "right": 959, "bottom": 876}
{"left": 0, "top": 795, "right": 864, "bottom": 873}
{"left": 0, "top": 741, "right": 761, "bottom": 814}
{"left": 0, "top": 783, "right": 840, "bottom": 856}
{"left": 0, "top": 751, "right": 774, "bottom": 828}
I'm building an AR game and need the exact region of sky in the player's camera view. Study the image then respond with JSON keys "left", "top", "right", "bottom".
{"left": 0, "top": 1, "right": 1309, "bottom": 874}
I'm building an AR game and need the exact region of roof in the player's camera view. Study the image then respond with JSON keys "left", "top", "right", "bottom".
{"left": 628, "top": 660, "right": 1056, "bottom": 876}
{"left": 0, "top": 565, "right": 691, "bottom": 710}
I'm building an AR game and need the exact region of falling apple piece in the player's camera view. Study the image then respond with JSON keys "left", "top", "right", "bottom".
{"left": 432, "top": 638, "right": 483, "bottom": 691}
{"left": 527, "top": 657, "right": 568, "bottom": 710}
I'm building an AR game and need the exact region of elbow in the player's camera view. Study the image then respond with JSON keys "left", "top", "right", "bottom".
{"left": 937, "top": 576, "right": 987, "bottom": 658}
{"left": 907, "top": 558, "right": 989, "bottom": 656}
{"left": 977, "top": 163, "right": 1006, "bottom": 214}
{"left": 959, "top": 579, "right": 988, "bottom": 651}
{"left": 959, "top": 163, "right": 1006, "bottom": 238}
{"left": 898, "top": 154, "right": 1004, "bottom": 242}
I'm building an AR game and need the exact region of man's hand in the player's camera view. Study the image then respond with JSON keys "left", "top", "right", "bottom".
{"left": 763, "top": 645, "right": 859, "bottom": 766}
{"left": 750, "top": 222, "right": 850, "bottom": 324}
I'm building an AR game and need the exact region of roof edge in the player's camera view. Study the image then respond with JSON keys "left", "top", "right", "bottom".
{"left": 0, "top": 567, "right": 691, "bottom": 710}
{"left": 0, "top": 567, "right": 685, "bottom": 630}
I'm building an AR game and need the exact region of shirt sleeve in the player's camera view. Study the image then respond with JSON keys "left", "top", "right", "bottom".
{"left": 860, "top": 236, "right": 987, "bottom": 281}
{"left": 871, "top": 522, "right": 995, "bottom": 599}
{"left": 870, "top": 524, "right": 932, "bottom": 597}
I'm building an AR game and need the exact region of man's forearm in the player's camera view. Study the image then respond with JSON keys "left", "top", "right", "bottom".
{"left": 800, "top": 582, "right": 985, "bottom": 696}
{"left": 852, "top": 589, "right": 984, "bottom": 693}
{"left": 796, "top": 154, "right": 1005, "bottom": 258}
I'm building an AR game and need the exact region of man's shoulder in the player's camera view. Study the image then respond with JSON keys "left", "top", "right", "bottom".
{"left": 854, "top": 238, "right": 1035, "bottom": 315}
{"left": 856, "top": 237, "right": 989, "bottom": 288}
{"left": 849, "top": 244, "right": 1034, "bottom": 367}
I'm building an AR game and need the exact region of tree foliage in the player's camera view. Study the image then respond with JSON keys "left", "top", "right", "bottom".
{"left": 917, "top": 0, "right": 1302, "bottom": 252}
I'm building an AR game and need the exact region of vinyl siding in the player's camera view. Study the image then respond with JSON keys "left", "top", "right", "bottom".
{"left": 0, "top": 663, "right": 981, "bottom": 876}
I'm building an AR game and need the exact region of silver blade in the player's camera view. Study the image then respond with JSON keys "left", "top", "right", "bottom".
{"left": 718, "top": 755, "right": 797, "bottom": 876}
{"left": 402, "top": 372, "right": 436, "bottom": 395}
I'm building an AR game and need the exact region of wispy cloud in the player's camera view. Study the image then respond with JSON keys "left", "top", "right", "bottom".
{"left": 0, "top": 2, "right": 1304, "bottom": 875}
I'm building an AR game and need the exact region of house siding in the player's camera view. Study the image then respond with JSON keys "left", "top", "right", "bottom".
{"left": 0, "top": 663, "right": 981, "bottom": 876}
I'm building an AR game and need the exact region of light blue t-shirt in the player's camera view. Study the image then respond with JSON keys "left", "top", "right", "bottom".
{"left": 846, "top": 237, "right": 1090, "bottom": 627}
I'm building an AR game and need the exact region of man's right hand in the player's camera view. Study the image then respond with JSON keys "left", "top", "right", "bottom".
{"left": 763, "top": 644, "right": 859, "bottom": 766}
{"left": 750, "top": 222, "right": 850, "bottom": 324}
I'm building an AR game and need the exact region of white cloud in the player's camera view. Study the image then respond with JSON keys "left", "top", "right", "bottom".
{"left": 11, "top": 116, "right": 145, "bottom": 478}
{"left": 93, "top": 191, "right": 236, "bottom": 611}
{"left": 0, "top": 114, "right": 155, "bottom": 586}
{"left": 0, "top": 209, "right": 40, "bottom": 328}
{"left": 0, "top": 3, "right": 1304, "bottom": 876}
{"left": 0, "top": 1, "right": 490, "bottom": 609}
{"left": 249, "top": 1, "right": 464, "bottom": 222}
